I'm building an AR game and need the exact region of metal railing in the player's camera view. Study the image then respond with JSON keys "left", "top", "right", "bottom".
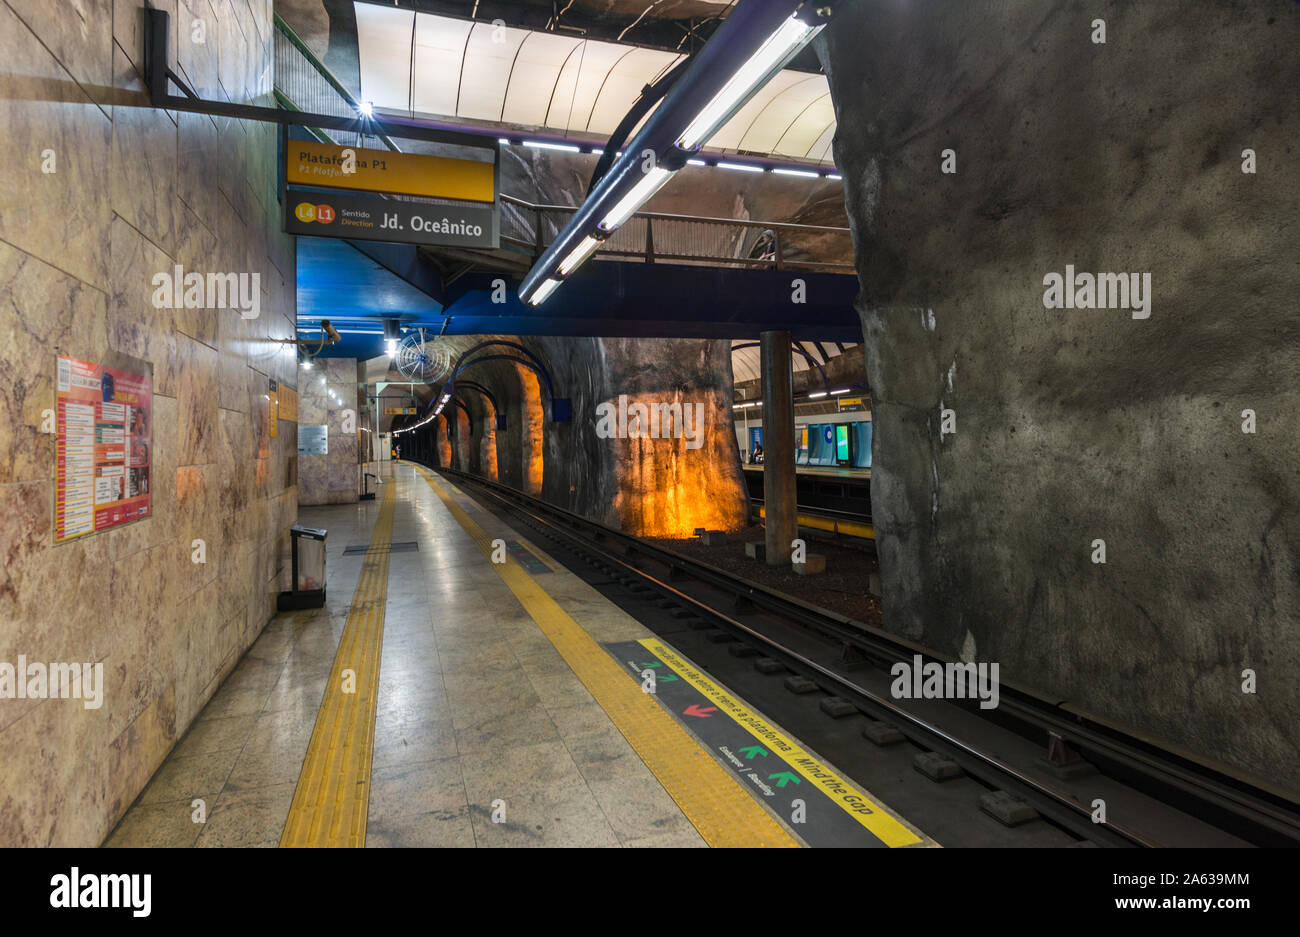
{"left": 499, "top": 195, "right": 854, "bottom": 272}
{"left": 273, "top": 13, "right": 400, "bottom": 152}
{"left": 272, "top": 17, "right": 852, "bottom": 273}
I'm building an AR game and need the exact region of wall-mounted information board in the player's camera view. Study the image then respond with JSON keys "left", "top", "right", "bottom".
{"left": 55, "top": 354, "right": 152, "bottom": 543}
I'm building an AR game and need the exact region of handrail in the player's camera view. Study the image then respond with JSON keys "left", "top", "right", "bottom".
{"left": 273, "top": 12, "right": 402, "bottom": 153}
{"left": 498, "top": 193, "right": 849, "bottom": 234}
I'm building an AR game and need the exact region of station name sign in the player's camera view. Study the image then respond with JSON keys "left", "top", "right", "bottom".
{"left": 286, "top": 189, "right": 497, "bottom": 249}
{"left": 285, "top": 140, "right": 494, "bottom": 202}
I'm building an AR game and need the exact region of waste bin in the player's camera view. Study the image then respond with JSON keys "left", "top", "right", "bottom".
{"left": 278, "top": 524, "right": 327, "bottom": 610}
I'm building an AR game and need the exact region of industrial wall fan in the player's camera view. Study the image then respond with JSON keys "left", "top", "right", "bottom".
{"left": 393, "top": 328, "right": 452, "bottom": 383}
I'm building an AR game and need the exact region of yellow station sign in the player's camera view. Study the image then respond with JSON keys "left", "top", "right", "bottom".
{"left": 285, "top": 140, "right": 495, "bottom": 202}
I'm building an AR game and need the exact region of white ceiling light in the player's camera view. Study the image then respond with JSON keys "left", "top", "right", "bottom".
{"left": 717, "top": 161, "right": 763, "bottom": 173}
{"left": 773, "top": 167, "right": 820, "bottom": 178}
{"left": 526, "top": 278, "right": 561, "bottom": 306}
{"left": 675, "top": 14, "right": 820, "bottom": 152}
{"left": 599, "top": 167, "right": 672, "bottom": 231}
{"left": 524, "top": 140, "right": 581, "bottom": 152}
{"left": 559, "top": 235, "right": 602, "bottom": 276}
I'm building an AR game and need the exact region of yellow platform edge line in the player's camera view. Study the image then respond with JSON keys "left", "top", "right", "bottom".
{"left": 280, "top": 480, "right": 397, "bottom": 848}
{"left": 641, "top": 638, "right": 933, "bottom": 847}
{"left": 412, "top": 464, "right": 800, "bottom": 849}
{"left": 756, "top": 505, "right": 874, "bottom": 540}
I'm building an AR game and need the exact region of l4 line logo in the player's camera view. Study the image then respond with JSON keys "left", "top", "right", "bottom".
{"left": 294, "top": 201, "right": 336, "bottom": 224}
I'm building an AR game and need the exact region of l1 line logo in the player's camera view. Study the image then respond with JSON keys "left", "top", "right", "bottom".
{"left": 284, "top": 189, "right": 498, "bottom": 249}
{"left": 294, "top": 202, "right": 336, "bottom": 224}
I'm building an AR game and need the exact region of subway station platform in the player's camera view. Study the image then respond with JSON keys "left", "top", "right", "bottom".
{"left": 104, "top": 464, "right": 926, "bottom": 849}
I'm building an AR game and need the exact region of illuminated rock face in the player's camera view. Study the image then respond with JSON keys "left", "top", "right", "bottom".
{"left": 436, "top": 417, "right": 451, "bottom": 467}
{"left": 524, "top": 336, "right": 747, "bottom": 538}
{"left": 479, "top": 422, "right": 499, "bottom": 482}
{"left": 605, "top": 388, "right": 747, "bottom": 538}
{"left": 819, "top": 2, "right": 1300, "bottom": 787}
{"left": 514, "top": 362, "right": 545, "bottom": 497}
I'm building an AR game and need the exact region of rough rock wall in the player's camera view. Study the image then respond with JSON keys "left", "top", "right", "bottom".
{"left": 528, "top": 336, "right": 748, "bottom": 536}
{"left": 0, "top": 0, "right": 297, "bottom": 844}
{"left": 819, "top": 0, "right": 1299, "bottom": 788}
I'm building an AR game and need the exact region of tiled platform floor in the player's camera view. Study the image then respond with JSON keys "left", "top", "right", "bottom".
{"left": 105, "top": 464, "right": 706, "bottom": 848}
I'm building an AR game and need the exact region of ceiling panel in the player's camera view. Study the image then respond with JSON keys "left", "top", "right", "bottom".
{"left": 355, "top": 4, "right": 836, "bottom": 164}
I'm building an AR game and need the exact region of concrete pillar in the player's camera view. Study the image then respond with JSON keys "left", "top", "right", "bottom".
{"left": 760, "top": 330, "right": 797, "bottom": 565}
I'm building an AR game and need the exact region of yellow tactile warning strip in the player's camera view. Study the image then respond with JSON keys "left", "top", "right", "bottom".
{"left": 280, "top": 480, "right": 397, "bottom": 848}
{"left": 642, "top": 638, "right": 931, "bottom": 847}
{"left": 412, "top": 464, "right": 800, "bottom": 848}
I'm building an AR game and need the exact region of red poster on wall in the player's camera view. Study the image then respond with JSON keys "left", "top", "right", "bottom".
{"left": 55, "top": 354, "right": 152, "bottom": 543}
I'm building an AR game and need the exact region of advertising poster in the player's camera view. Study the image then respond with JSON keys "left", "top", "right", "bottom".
{"left": 55, "top": 354, "right": 152, "bottom": 543}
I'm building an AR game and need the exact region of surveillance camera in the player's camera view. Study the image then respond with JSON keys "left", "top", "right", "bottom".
{"left": 321, "top": 320, "right": 342, "bottom": 343}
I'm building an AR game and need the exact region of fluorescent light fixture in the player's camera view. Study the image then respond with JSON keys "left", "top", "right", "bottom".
{"left": 385, "top": 338, "right": 397, "bottom": 357}
{"left": 358, "top": 101, "right": 373, "bottom": 118}
{"left": 524, "top": 140, "right": 581, "bottom": 152}
{"left": 558, "top": 235, "right": 602, "bottom": 276}
{"left": 599, "top": 167, "right": 673, "bottom": 231}
{"left": 773, "top": 167, "right": 820, "bottom": 178}
{"left": 826, "top": 173, "right": 843, "bottom": 180}
{"left": 334, "top": 329, "right": 384, "bottom": 335}
{"left": 717, "top": 161, "right": 763, "bottom": 173}
{"left": 831, "top": 387, "right": 851, "bottom": 395}
{"left": 807, "top": 391, "right": 828, "bottom": 398}
{"left": 498, "top": 137, "right": 510, "bottom": 144}
{"left": 686, "top": 158, "right": 707, "bottom": 166}
{"left": 590, "top": 148, "right": 605, "bottom": 155}
{"left": 676, "top": 13, "right": 818, "bottom": 151}
{"left": 527, "top": 278, "right": 562, "bottom": 305}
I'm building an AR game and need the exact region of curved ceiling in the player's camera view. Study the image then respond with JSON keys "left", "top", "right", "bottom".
{"left": 730, "top": 340, "right": 858, "bottom": 385}
{"left": 355, "top": 5, "right": 836, "bottom": 164}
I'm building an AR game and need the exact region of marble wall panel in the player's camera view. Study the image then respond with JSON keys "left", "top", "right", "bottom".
{"left": 0, "top": 0, "right": 293, "bottom": 846}
{"left": 0, "top": 2, "right": 112, "bottom": 292}
{"left": 297, "top": 358, "right": 359, "bottom": 505}
{"left": 109, "top": 43, "right": 179, "bottom": 255}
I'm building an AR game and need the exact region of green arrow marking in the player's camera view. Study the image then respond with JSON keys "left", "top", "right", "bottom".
{"left": 768, "top": 772, "right": 801, "bottom": 788}
{"left": 640, "top": 662, "right": 663, "bottom": 668}
{"left": 739, "top": 746, "right": 769, "bottom": 759}
{"left": 658, "top": 674, "right": 678, "bottom": 682}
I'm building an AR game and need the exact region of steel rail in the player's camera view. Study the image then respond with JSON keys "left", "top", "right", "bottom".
{"left": 435, "top": 464, "right": 1300, "bottom": 847}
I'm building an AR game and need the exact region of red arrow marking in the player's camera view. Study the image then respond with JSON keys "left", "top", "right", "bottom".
{"left": 683, "top": 704, "right": 718, "bottom": 718}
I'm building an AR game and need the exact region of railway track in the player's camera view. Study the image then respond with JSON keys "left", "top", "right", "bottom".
{"left": 435, "top": 465, "right": 1300, "bottom": 848}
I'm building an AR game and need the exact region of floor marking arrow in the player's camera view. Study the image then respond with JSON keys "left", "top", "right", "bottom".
{"left": 683, "top": 704, "right": 718, "bottom": 718}
{"left": 769, "top": 772, "right": 802, "bottom": 788}
{"left": 739, "top": 745, "right": 769, "bottom": 759}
